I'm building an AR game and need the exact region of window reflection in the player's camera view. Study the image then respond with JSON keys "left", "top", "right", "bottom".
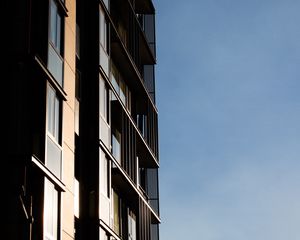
{"left": 46, "top": 84, "right": 62, "bottom": 179}
{"left": 44, "top": 179, "right": 59, "bottom": 240}
{"left": 112, "top": 129, "right": 121, "bottom": 164}
{"left": 48, "top": 0, "right": 64, "bottom": 86}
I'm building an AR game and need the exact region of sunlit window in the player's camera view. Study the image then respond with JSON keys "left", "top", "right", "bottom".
{"left": 44, "top": 179, "right": 59, "bottom": 240}
{"left": 48, "top": 0, "right": 64, "bottom": 86}
{"left": 46, "top": 84, "right": 62, "bottom": 179}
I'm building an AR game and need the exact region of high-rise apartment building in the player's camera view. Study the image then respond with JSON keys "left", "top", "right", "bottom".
{"left": 4, "top": 0, "right": 160, "bottom": 239}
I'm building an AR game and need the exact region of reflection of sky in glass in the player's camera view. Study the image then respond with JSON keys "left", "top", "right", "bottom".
{"left": 44, "top": 179, "right": 58, "bottom": 240}
{"left": 112, "top": 130, "right": 121, "bottom": 164}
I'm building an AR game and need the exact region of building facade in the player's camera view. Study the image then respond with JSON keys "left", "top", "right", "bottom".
{"left": 4, "top": 0, "right": 160, "bottom": 239}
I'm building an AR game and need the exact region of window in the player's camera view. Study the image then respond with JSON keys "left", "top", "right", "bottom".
{"left": 151, "top": 224, "right": 159, "bottom": 240}
{"left": 100, "top": 150, "right": 109, "bottom": 197}
{"left": 102, "top": 0, "right": 109, "bottom": 11}
{"left": 44, "top": 178, "right": 60, "bottom": 240}
{"left": 99, "top": 149, "right": 111, "bottom": 224}
{"left": 117, "top": 21, "right": 127, "bottom": 47}
{"left": 110, "top": 62, "right": 131, "bottom": 111}
{"left": 50, "top": 0, "right": 62, "bottom": 52}
{"left": 119, "top": 77, "right": 126, "bottom": 105}
{"left": 99, "top": 76, "right": 108, "bottom": 122}
{"left": 137, "top": 114, "right": 147, "bottom": 139}
{"left": 47, "top": 85, "right": 60, "bottom": 140}
{"left": 99, "top": 6, "right": 107, "bottom": 52}
{"left": 48, "top": 0, "right": 64, "bottom": 86}
{"left": 99, "top": 76, "right": 110, "bottom": 147}
{"left": 46, "top": 84, "right": 62, "bottom": 179}
{"left": 111, "top": 64, "right": 119, "bottom": 94}
{"left": 113, "top": 190, "right": 121, "bottom": 235}
{"left": 128, "top": 210, "right": 136, "bottom": 240}
{"left": 99, "top": 5, "right": 109, "bottom": 76}
{"left": 112, "top": 128, "right": 121, "bottom": 164}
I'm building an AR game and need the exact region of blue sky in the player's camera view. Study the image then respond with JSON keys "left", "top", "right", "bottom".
{"left": 153, "top": 0, "right": 300, "bottom": 239}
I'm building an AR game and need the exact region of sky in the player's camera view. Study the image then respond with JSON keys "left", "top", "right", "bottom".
{"left": 153, "top": 0, "right": 300, "bottom": 239}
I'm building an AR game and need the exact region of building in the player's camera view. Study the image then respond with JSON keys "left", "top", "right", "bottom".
{"left": 4, "top": 0, "right": 160, "bottom": 239}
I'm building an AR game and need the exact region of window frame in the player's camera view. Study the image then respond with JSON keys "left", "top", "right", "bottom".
{"left": 99, "top": 5, "right": 108, "bottom": 53}
{"left": 47, "top": 0, "right": 65, "bottom": 87}
{"left": 100, "top": 149, "right": 110, "bottom": 198}
{"left": 99, "top": 75, "right": 109, "bottom": 123}
{"left": 43, "top": 178, "right": 62, "bottom": 240}
{"left": 46, "top": 83, "right": 63, "bottom": 180}
{"left": 31, "top": 156, "right": 65, "bottom": 240}
{"left": 49, "top": 0, "right": 65, "bottom": 55}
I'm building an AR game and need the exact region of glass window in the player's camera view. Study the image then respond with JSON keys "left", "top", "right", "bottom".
{"left": 44, "top": 178, "right": 59, "bottom": 240}
{"left": 99, "top": 76, "right": 108, "bottom": 121}
{"left": 47, "top": 85, "right": 60, "bottom": 141}
{"left": 48, "top": 0, "right": 64, "bottom": 86}
{"left": 46, "top": 137, "right": 62, "bottom": 178}
{"left": 126, "top": 88, "right": 131, "bottom": 113}
{"left": 50, "top": 0, "right": 62, "bottom": 53}
{"left": 119, "top": 78, "right": 126, "bottom": 105}
{"left": 99, "top": 6, "right": 109, "bottom": 76}
{"left": 99, "top": 6, "right": 107, "bottom": 52}
{"left": 110, "top": 61, "right": 131, "bottom": 111}
{"left": 128, "top": 211, "right": 136, "bottom": 240}
{"left": 102, "top": 0, "right": 109, "bottom": 11}
{"left": 111, "top": 63, "right": 119, "bottom": 93}
{"left": 46, "top": 84, "right": 62, "bottom": 179}
{"left": 112, "top": 129, "right": 121, "bottom": 164}
{"left": 113, "top": 190, "right": 120, "bottom": 235}
{"left": 100, "top": 150, "right": 109, "bottom": 197}
{"left": 150, "top": 224, "right": 159, "bottom": 240}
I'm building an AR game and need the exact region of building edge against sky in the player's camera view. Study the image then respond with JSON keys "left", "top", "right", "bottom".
{"left": 4, "top": 0, "right": 160, "bottom": 239}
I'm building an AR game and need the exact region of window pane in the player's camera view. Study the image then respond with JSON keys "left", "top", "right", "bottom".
{"left": 48, "top": 0, "right": 63, "bottom": 86}
{"left": 110, "top": 64, "right": 119, "bottom": 94}
{"left": 151, "top": 224, "right": 159, "bottom": 240}
{"left": 119, "top": 78, "right": 126, "bottom": 105}
{"left": 50, "top": 0, "right": 62, "bottom": 53}
{"left": 113, "top": 190, "right": 120, "bottom": 235}
{"left": 127, "top": 88, "right": 131, "bottom": 112}
{"left": 99, "top": 77, "right": 107, "bottom": 120}
{"left": 54, "top": 95, "right": 59, "bottom": 140}
{"left": 100, "top": 47, "right": 109, "bottom": 76}
{"left": 56, "top": 14, "right": 61, "bottom": 52}
{"left": 48, "top": 43, "right": 63, "bottom": 86}
{"left": 50, "top": 0, "right": 57, "bottom": 46}
{"left": 47, "top": 136, "right": 62, "bottom": 179}
{"left": 103, "top": 0, "right": 109, "bottom": 11}
{"left": 47, "top": 86, "right": 55, "bottom": 135}
{"left": 128, "top": 211, "right": 136, "bottom": 240}
{"left": 99, "top": 6, "right": 107, "bottom": 51}
{"left": 44, "top": 179, "right": 58, "bottom": 240}
{"left": 112, "top": 130, "right": 121, "bottom": 164}
{"left": 47, "top": 85, "right": 60, "bottom": 142}
{"left": 100, "top": 150, "right": 108, "bottom": 196}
